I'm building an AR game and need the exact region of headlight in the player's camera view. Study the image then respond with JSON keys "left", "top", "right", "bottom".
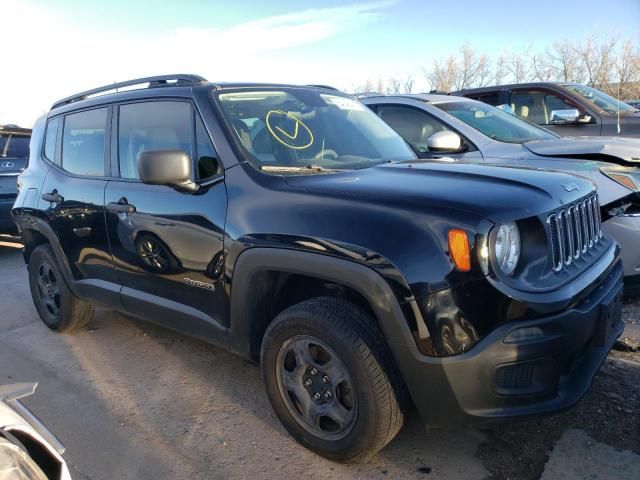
{"left": 601, "top": 168, "right": 640, "bottom": 191}
{"left": 0, "top": 437, "right": 48, "bottom": 480}
{"left": 494, "top": 222, "right": 520, "bottom": 275}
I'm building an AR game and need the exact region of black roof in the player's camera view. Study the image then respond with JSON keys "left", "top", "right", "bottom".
{"left": 453, "top": 81, "right": 577, "bottom": 94}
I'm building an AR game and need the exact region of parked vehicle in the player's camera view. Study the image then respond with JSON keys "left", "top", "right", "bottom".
{"left": 361, "top": 93, "right": 640, "bottom": 294}
{"left": 13, "top": 75, "right": 624, "bottom": 461}
{"left": 0, "top": 383, "right": 71, "bottom": 480}
{"left": 625, "top": 100, "right": 640, "bottom": 109}
{"left": 0, "top": 125, "right": 31, "bottom": 234}
{"left": 453, "top": 82, "right": 640, "bottom": 137}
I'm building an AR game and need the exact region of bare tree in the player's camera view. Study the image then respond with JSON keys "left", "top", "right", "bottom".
{"left": 401, "top": 75, "right": 415, "bottom": 93}
{"left": 577, "top": 35, "right": 619, "bottom": 93}
{"left": 494, "top": 54, "right": 508, "bottom": 85}
{"left": 545, "top": 40, "right": 584, "bottom": 82}
{"left": 353, "top": 34, "right": 640, "bottom": 100}
{"left": 425, "top": 43, "right": 491, "bottom": 91}
{"left": 386, "top": 77, "right": 402, "bottom": 94}
{"left": 504, "top": 51, "right": 532, "bottom": 83}
{"left": 614, "top": 39, "right": 640, "bottom": 98}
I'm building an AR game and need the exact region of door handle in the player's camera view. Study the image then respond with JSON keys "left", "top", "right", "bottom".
{"left": 107, "top": 199, "right": 136, "bottom": 214}
{"left": 42, "top": 191, "right": 63, "bottom": 203}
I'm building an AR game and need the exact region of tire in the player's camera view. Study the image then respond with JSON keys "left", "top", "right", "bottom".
{"left": 261, "top": 297, "right": 407, "bottom": 462}
{"left": 28, "top": 244, "right": 94, "bottom": 333}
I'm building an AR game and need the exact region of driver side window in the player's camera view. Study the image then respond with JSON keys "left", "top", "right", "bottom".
{"left": 510, "top": 90, "right": 587, "bottom": 125}
{"left": 375, "top": 105, "right": 454, "bottom": 155}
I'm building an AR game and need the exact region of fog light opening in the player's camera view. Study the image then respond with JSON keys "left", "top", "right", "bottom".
{"left": 504, "top": 326, "right": 545, "bottom": 344}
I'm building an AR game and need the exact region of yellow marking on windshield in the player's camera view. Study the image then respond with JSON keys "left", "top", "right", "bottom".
{"left": 265, "top": 110, "right": 314, "bottom": 150}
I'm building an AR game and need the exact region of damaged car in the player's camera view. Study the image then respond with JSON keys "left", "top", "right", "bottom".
{"left": 361, "top": 93, "right": 640, "bottom": 294}
{"left": 13, "top": 76, "right": 624, "bottom": 461}
{"left": 0, "top": 383, "right": 71, "bottom": 480}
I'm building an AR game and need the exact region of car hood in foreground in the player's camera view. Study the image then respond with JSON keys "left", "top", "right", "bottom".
{"left": 284, "top": 161, "right": 593, "bottom": 223}
{"left": 524, "top": 136, "right": 640, "bottom": 164}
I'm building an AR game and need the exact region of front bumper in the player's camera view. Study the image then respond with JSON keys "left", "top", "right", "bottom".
{"left": 603, "top": 215, "right": 640, "bottom": 294}
{"left": 398, "top": 258, "right": 624, "bottom": 428}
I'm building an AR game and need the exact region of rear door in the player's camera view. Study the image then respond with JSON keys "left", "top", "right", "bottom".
{"left": 508, "top": 87, "right": 602, "bottom": 136}
{"left": 104, "top": 99, "right": 228, "bottom": 338}
{"left": 37, "top": 108, "right": 116, "bottom": 292}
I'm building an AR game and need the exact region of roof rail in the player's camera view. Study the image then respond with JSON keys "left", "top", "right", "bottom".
{"left": 306, "top": 84, "right": 340, "bottom": 91}
{"left": 51, "top": 74, "right": 208, "bottom": 109}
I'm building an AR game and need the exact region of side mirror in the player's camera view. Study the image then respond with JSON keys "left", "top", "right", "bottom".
{"left": 550, "top": 108, "right": 580, "bottom": 124}
{"left": 427, "top": 131, "right": 464, "bottom": 153}
{"left": 138, "top": 150, "right": 199, "bottom": 192}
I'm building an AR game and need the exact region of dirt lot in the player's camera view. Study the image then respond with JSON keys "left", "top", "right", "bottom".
{"left": 0, "top": 237, "right": 638, "bottom": 480}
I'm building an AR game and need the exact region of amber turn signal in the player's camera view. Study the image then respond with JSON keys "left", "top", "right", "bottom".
{"left": 448, "top": 229, "right": 471, "bottom": 272}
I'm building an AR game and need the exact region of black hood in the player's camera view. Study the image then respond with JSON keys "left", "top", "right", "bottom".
{"left": 284, "top": 161, "right": 594, "bottom": 223}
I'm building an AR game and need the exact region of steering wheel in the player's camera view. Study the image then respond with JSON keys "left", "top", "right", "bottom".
{"left": 313, "top": 149, "right": 339, "bottom": 161}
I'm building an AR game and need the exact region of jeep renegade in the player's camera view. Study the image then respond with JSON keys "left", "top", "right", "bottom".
{"left": 13, "top": 75, "right": 624, "bottom": 461}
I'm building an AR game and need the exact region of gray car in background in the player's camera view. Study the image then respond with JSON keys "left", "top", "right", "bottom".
{"left": 361, "top": 93, "right": 640, "bottom": 293}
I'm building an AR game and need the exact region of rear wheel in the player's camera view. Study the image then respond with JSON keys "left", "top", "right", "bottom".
{"left": 261, "top": 297, "right": 406, "bottom": 462}
{"left": 28, "top": 244, "right": 94, "bottom": 333}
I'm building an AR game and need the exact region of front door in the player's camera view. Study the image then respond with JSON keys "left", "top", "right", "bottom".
{"left": 104, "top": 99, "right": 228, "bottom": 339}
{"left": 373, "top": 104, "right": 484, "bottom": 162}
{"left": 508, "top": 88, "right": 602, "bottom": 136}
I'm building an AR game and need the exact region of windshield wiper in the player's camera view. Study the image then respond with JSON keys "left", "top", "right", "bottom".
{"left": 0, "top": 135, "right": 11, "bottom": 158}
{"left": 260, "top": 164, "right": 345, "bottom": 173}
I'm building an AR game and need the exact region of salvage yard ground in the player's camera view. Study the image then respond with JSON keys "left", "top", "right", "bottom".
{"left": 0, "top": 236, "right": 638, "bottom": 480}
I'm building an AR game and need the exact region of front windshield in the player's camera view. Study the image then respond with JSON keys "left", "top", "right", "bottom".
{"left": 215, "top": 89, "right": 415, "bottom": 171}
{"left": 565, "top": 84, "right": 639, "bottom": 115}
{"left": 435, "top": 101, "right": 557, "bottom": 144}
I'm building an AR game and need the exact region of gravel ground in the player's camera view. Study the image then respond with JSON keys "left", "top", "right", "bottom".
{"left": 0, "top": 237, "right": 638, "bottom": 479}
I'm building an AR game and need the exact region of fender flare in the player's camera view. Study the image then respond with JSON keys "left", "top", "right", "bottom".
{"left": 22, "top": 219, "right": 83, "bottom": 298}
{"left": 227, "top": 247, "right": 419, "bottom": 359}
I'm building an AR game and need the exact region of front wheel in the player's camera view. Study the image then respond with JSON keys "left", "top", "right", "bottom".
{"left": 261, "top": 297, "right": 406, "bottom": 462}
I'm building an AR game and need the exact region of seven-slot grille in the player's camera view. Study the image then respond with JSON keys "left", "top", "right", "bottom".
{"left": 547, "top": 193, "right": 602, "bottom": 272}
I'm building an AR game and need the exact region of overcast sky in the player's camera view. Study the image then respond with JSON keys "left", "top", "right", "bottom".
{"left": 2, "top": 0, "right": 639, "bottom": 126}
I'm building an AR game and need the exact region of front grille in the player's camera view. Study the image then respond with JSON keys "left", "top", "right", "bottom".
{"left": 547, "top": 193, "right": 602, "bottom": 272}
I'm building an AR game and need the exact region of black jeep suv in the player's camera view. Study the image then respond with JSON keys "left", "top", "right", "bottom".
{"left": 1, "top": 125, "right": 31, "bottom": 234}
{"left": 13, "top": 75, "right": 624, "bottom": 461}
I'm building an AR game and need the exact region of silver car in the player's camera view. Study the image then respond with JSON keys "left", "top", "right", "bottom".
{"left": 361, "top": 94, "right": 640, "bottom": 293}
{"left": 0, "top": 384, "right": 71, "bottom": 480}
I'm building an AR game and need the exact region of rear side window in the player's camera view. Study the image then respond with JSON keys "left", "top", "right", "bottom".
{"left": 44, "top": 117, "right": 61, "bottom": 163}
{"left": 471, "top": 92, "right": 501, "bottom": 106}
{"left": 118, "top": 101, "right": 192, "bottom": 179}
{"left": 61, "top": 108, "right": 107, "bottom": 176}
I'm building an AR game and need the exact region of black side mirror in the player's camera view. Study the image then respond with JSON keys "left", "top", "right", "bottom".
{"left": 137, "top": 150, "right": 199, "bottom": 192}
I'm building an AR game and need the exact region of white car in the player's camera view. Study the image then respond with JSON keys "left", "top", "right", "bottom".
{"left": 362, "top": 93, "right": 640, "bottom": 294}
{"left": 0, "top": 384, "right": 71, "bottom": 480}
